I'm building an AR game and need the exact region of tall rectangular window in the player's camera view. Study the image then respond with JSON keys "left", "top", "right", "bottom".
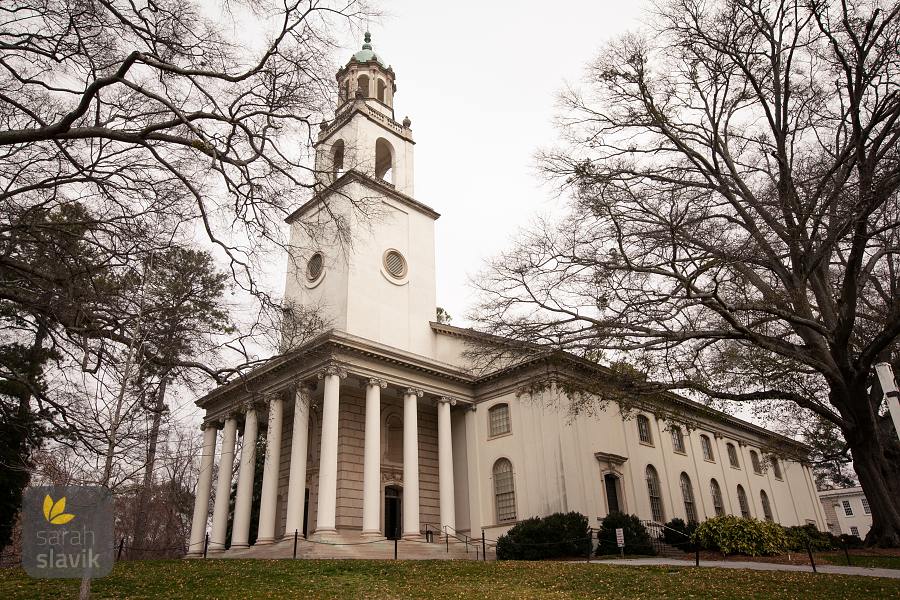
{"left": 637, "top": 415, "right": 653, "bottom": 445}
{"left": 701, "top": 435, "right": 714, "bottom": 462}
{"left": 842, "top": 499, "right": 854, "bottom": 516}
{"left": 861, "top": 497, "right": 871, "bottom": 514}
{"left": 489, "top": 404, "right": 511, "bottom": 437}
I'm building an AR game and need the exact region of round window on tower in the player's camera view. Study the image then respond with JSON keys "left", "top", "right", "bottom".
{"left": 306, "top": 252, "right": 324, "bottom": 282}
{"left": 383, "top": 249, "right": 407, "bottom": 279}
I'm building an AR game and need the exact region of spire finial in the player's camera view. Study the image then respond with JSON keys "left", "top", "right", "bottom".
{"left": 362, "top": 31, "right": 372, "bottom": 50}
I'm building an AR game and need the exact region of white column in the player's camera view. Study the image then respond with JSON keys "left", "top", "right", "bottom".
{"left": 256, "top": 394, "right": 284, "bottom": 544}
{"left": 209, "top": 416, "right": 237, "bottom": 551}
{"left": 362, "top": 379, "right": 386, "bottom": 535}
{"left": 315, "top": 366, "right": 345, "bottom": 534}
{"left": 231, "top": 404, "right": 259, "bottom": 548}
{"left": 403, "top": 388, "right": 422, "bottom": 538}
{"left": 187, "top": 422, "right": 218, "bottom": 556}
{"left": 464, "top": 406, "right": 483, "bottom": 534}
{"left": 437, "top": 397, "right": 456, "bottom": 533}
{"left": 284, "top": 384, "right": 311, "bottom": 536}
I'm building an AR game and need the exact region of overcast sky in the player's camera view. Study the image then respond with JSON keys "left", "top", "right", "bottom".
{"left": 334, "top": 0, "right": 651, "bottom": 324}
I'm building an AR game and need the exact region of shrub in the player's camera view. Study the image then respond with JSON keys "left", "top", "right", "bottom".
{"left": 596, "top": 512, "right": 656, "bottom": 556}
{"left": 693, "top": 515, "right": 788, "bottom": 556}
{"left": 839, "top": 533, "right": 864, "bottom": 549}
{"left": 663, "top": 518, "right": 698, "bottom": 552}
{"left": 495, "top": 512, "right": 591, "bottom": 560}
{"left": 784, "top": 524, "right": 835, "bottom": 552}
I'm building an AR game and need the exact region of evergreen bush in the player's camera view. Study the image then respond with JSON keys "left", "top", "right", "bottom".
{"left": 596, "top": 513, "right": 656, "bottom": 556}
{"left": 495, "top": 512, "right": 591, "bottom": 560}
{"left": 663, "top": 517, "right": 698, "bottom": 551}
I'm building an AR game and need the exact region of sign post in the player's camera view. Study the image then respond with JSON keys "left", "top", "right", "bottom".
{"left": 615, "top": 527, "right": 625, "bottom": 559}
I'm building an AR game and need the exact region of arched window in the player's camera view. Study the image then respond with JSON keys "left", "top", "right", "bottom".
{"left": 770, "top": 456, "right": 783, "bottom": 479}
{"left": 710, "top": 478, "right": 725, "bottom": 516}
{"left": 637, "top": 415, "right": 653, "bottom": 445}
{"left": 646, "top": 465, "right": 665, "bottom": 522}
{"left": 760, "top": 490, "right": 774, "bottom": 521}
{"left": 357, "top": 74, "right": 370, "bottom": 98}
{"left": 493, "top": 458, "right": 516, "bottom": 523}
{"left": 376, "top": 78, "right": 387, "bottom": 102}
{"left": 700, "top": 435, "right": 715, "bottom": 462}
{"left": 736, "top": 485, "right": 751, "bottom": 518}
{"left": 374, "top": 137, "right": 393, "bottom": 183}
{"left": 727, "top": 443, "right": 740, "bottom": 469}
{"left": 331, "top": 139, "right": 345, "bottom": 181}
{"left": 671, "top": 426, "right": 685, "bottom": 453}
{"left": 680, "top": 472, "right": 697, "bottom": 523}
{"left": 385, "top": 414, "right": 402, "bottom": 463}
{"left": 750, "top": 450, "right": 762, "bottom": 474}
{"left": 488, "top": 403, "right": 511, "bottom": 437}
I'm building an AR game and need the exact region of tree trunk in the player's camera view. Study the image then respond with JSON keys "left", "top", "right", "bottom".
{"left": 131, "top": 376, "right": 168, "bottom": 559}
{"left": 845, "top": 399, "right": 900, "bottom": 547}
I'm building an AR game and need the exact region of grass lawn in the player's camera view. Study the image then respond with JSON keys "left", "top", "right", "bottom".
{"left": 2, "top": 559, "right": 899, "bottom": 599}
{"left": 819, "top": 552, "right": 900, "bottom": 570}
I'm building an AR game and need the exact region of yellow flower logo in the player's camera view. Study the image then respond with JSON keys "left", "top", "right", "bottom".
{"left": 42, "top": 495, "right": 75, "bottom": 525}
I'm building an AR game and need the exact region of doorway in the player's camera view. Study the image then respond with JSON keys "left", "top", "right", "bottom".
{"left": 384, "top": 485, "right": 402, "bottom": 539}
{"left": 604, "top": 474, "right": 621, "bottom": 514}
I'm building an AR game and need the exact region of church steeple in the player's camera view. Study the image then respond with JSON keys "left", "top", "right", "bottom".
{"left": 315, "top": 31, "right": 414, "bottom": 196}
{"left": 288, "top": 35, "right": 437, "bottom": 357}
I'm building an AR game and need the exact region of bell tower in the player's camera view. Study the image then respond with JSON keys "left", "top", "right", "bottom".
{"left": 284, "top": 33, "right": 439, "bottom": 357}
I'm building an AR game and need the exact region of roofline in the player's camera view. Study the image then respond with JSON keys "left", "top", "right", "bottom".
{"left": 430, "top": 322, "right": 811, "bottom": 454}
{"left": 818, "top": 486, "right": 864, "bottom": 497}
{"left": 284, "top": 170, "right": 440, "bottom": 224}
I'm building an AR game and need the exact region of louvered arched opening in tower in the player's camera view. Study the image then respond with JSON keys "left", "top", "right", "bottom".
{"left": 375, "top": 137, "right": 394, "bottom": 183}
{"left": 331, "top": 139, "right": 345, "bottom": 182}
{"left": 357, "top": 74, "right": 370, "bottom": 98}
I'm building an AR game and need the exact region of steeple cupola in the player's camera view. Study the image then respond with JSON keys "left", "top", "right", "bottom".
{"left": 337, "top": 32, "right": 397, "bottom": 114}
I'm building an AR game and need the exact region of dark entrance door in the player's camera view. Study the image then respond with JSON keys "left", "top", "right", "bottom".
{"left": 384, "top": 485, "right": 402, "bottom": 539}
{"left": 604, "top": 474, "right": 620, "bottom": 514}
{"left": 302, "top": 488, "right": 309, "bottom": 538}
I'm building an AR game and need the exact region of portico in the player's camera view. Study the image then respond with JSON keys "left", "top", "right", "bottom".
{"left": 187, "top": 337, "right": 472, "bottom": 556}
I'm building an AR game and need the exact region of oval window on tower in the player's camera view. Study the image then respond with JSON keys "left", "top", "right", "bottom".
{"left": 306, "top": 252, "right": 324, "bottom": 282}
{"left": 383, "top": 249, "right": 407, "bottom": 279}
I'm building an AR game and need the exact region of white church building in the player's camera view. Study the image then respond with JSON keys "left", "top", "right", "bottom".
{"left": 186, "top": 35, "right": 828, "bottom": 558}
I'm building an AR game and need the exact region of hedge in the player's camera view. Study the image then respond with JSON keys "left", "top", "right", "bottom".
{"left": 693, "top": 515, "right": 788, "bottom": 556}
{"left": 495, "top": 512, "right": 591, "bottom": 560}
{"left": 596, "top": 512, "right": 656, "bottom": 556}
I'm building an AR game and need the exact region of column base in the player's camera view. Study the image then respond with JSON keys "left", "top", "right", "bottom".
{"left": 312, "top": 528, "right": 338, "bottom": 539}
{"left": 254, "top": 537, "right": 275, "bottom": 545}
{"left": 402, "top": 532, "right": 422, "bottom": 541}
{"left": 229, "top": 543, "right": 249, "bottom": 549}
{"left": 361, "top": 529, "right": 382, "bottom": 537}
{"left": 207, "top": 543, "right": 226, "bottom": 553}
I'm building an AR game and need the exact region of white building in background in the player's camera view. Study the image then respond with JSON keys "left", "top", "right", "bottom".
{"left": 819, "top": 487, "right": 872, "bottom": 539}
{"left": 185, "top": 35, "right": 828, "bottom": 558}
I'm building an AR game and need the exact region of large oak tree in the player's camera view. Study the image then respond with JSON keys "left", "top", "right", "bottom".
{"left": 473, "top": 0, "right": 900, "bottom": 545}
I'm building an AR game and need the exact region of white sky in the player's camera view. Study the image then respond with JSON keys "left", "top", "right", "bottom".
{"left": 343, "top": 0, "right": 651, "bottom": 324}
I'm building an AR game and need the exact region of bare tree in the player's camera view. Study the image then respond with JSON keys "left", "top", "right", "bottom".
{"left": 473, "top": 0, "right": 900, "bottom": 546}
{"left": 1, "top": 0, "right": 372, "bottom": 378}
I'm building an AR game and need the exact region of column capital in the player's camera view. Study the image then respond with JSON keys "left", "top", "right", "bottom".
{"left": 405, "top": 388, "right": 424, "bottom": 398}
{"left": 435, "top": 396, "right": 457, "bottom": 407}
{"left": 242, "top": 398, "right": 265, "bottom": 413}
{"left": 318, "top": 362, "right": 348, "bottom": 379}
{"left": 367, "top": 378, "right": 388, "bottom": 389}
{"left": 202, "top": 419, "right": 223, "bottom": 431}
{"left": 293, "top": 379, "right": 316, "bottom": 394}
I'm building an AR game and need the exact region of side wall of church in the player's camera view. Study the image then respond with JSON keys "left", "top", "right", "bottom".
{"left": 469, "top": 390, "right": 828, "bottom": 538}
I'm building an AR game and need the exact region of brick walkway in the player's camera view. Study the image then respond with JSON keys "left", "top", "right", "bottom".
{"left": 588, "top": 557, "right": 900, "bottom": 579}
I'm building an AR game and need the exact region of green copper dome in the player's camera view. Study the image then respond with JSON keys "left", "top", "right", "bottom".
{"left": 350, "top": 32, "right": 390, "bottom": 69}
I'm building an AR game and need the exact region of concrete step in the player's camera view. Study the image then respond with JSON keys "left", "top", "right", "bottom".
{"left": 212, "top": 533, "right": 493, "bottom": 561}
